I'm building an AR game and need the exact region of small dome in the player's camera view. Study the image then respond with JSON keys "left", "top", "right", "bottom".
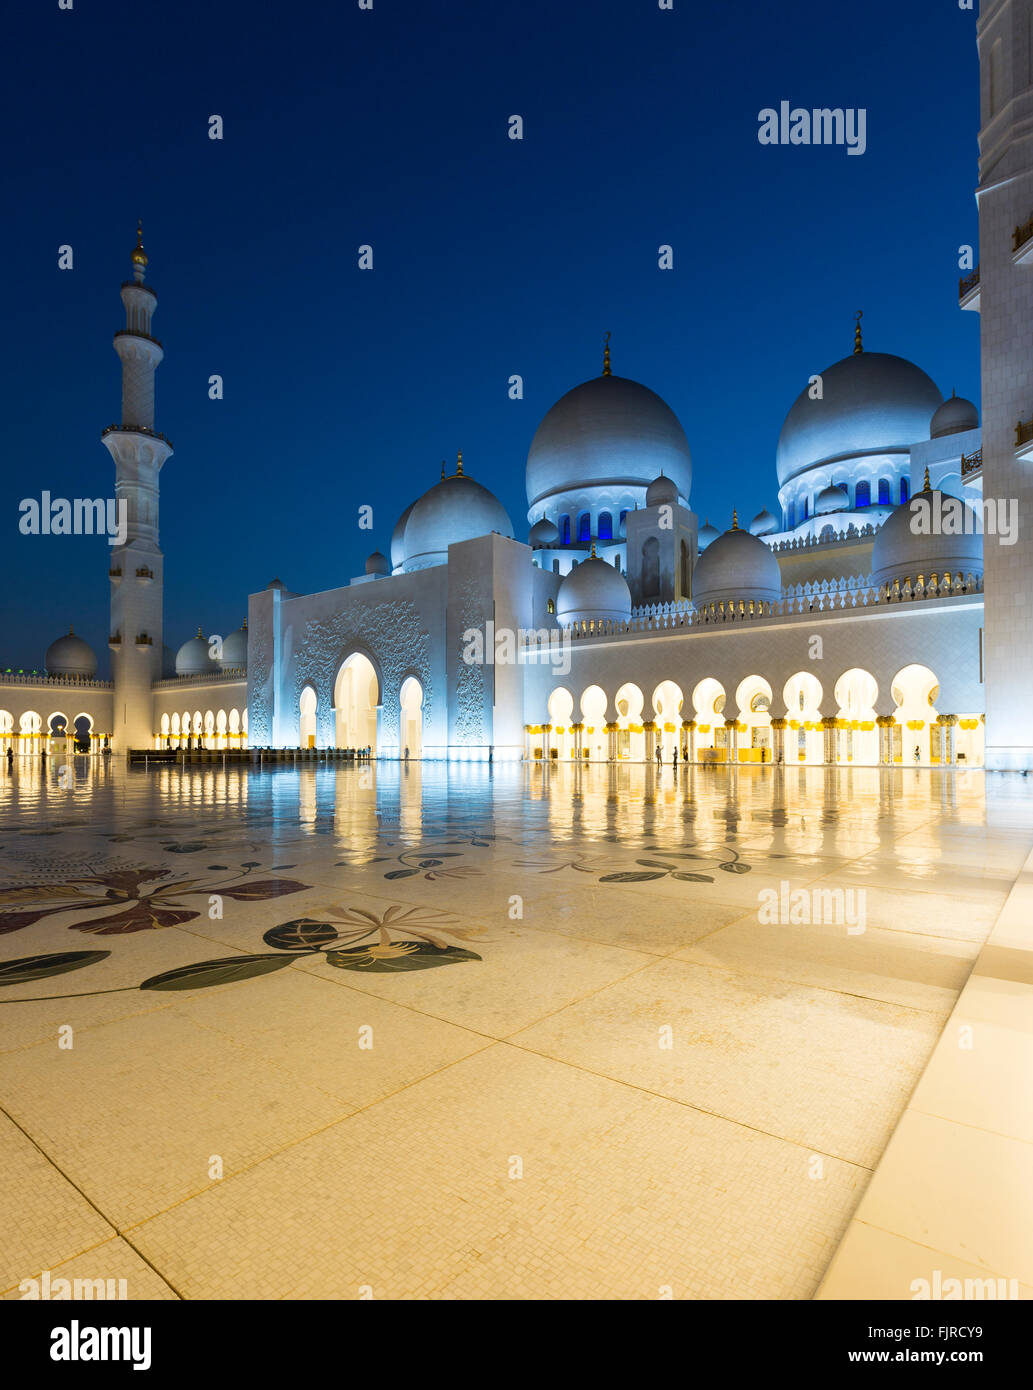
{"left": 930, "top": 393, "right": 979, "bottom": 439}
{"left": 697, "top": 519, "right": 720, "bottom": 551}
{"left": 219, "top": 624, "right": 248, "bottom": 670}
{"left": 45, "top": 628, "right": 97, "bottom": 678}
{"left": 815, "top": 484, "right": 849, "bottom": 515}
{"left": 555, "top": 553, "right": 632, "bottom": 625}
{"left": 402, "top": 459, "right": 513, "bottom": 571}
{"left": 871, "top": 485, "right": 983, "bottom": 589}
{"left": 645, "top": 473, "right": 680, "bottom": 507}
{"left": 390, "top": 500, "right": 418, "bottom": 572}
{"left": 526, "top": 372, "right": 693, "bottom": 511}
{"left": 528, "top": 517, "right": 560, "bottom": 547}
{"left": 692, "top": 523, "right": 782, "bottom": 608}
{"left": 175, "top": 629, "right": 218, "bottom": 676}
{"left": 749, "top": 507, "right": 778, "bottom": 537}
{"left": 365, "top": 550, "right": 390, "bottom": 576}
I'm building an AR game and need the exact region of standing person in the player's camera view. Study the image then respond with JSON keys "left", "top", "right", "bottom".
{"left": 6, "top": 747, "right": 13, "bottom": 771}
{"left": 404, "top": 745, "right": 410, "bottom": 762}
{"left": 914, "top": 744, "right": 921, "bottom": 764}
{"left": 655, "top": 743, "right": 662, "bottom": 769}
{"left": 673, "top": 745, "right": 678, "bottom": 769}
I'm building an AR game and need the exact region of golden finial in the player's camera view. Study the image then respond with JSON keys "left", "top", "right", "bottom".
{"left": 732, "top": 508, "right": 739, "bottom": 530}
{"left": 69, "top": 625, "right": 74, "bottom": 635}
{"left": 853, "top": 309, "right": 863, "bottom": 355}
{"left": 440, "top": 460, "right": 446, "bottom": 481}
{"left": 456, "top": 450, "right": 464, "bottom": 477}
{"left": 924, "top": 466, "right": 931, "bottom": 491}
{"left": 602, "top": 331, "right": 612, "bottom": 377}
{"left": 242, "top": 617, "right": 247, "bottom": 630}
{"left": 131, "top": 220, "right": 148, "bottom": 267}
{"left": 590, "top": 541, "right": 597, "bottom": 558}
{"left": 196, "top": 626, "right": 203, "bottom": 639}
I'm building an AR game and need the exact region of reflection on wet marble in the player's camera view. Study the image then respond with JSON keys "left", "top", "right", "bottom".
{"left": 1, "top": 759, "right": 1031, "bottom": 1300}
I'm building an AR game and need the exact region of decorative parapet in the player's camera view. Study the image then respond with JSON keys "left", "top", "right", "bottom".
{"left": 961, "top": 448, "right": 982, "bottom": 476}
{"left": 522, "top": 573, "right": 983, "bottom": 649}
{"left": 768, "top": 522, "right": 877, "bottom": 553}
{"left": 0, "top": 673, "right": 113, "bottom": 689}
{"left": 151, "top": 670, "right": 247, "bottom": 690}
{"left": 1014, "top": 217, "right": 1033, "bottom": 254}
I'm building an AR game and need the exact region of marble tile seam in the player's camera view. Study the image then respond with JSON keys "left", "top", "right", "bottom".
{"left": 0, "top": 1102, "right": 184, "bottom": 1300}
{"left": 496, "top": 1036, "right": 876, "bottom": 1172}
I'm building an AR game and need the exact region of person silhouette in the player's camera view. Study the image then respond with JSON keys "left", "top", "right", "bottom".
{"left": 914, "top": 744, "right": 921, "bottom": 764}
{"left": 655, "top": 744, "right": 662, "bottom": 768}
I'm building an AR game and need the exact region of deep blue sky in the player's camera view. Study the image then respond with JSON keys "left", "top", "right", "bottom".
{"left": 1, "top": 0, "right": 980, "bottom": 673}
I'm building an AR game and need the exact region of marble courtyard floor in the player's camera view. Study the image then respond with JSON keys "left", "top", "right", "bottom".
{"left": 1, "top": 759, "right": 1031, "bottom": 1301}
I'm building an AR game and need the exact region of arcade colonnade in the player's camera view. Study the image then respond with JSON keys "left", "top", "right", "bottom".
{"left": 157, "top": 707, "right": 248, "bottom": 750}
{"left": 0, "top": 708, "right": 110, "bottom": 756}
{"left": 526, "top": 664, "right": 985, "bottom": 767}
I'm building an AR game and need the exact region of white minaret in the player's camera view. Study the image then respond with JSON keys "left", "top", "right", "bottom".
{"left": 978, "top": 0, "right": 1033, "bottom": 769}
{"left": 103, "top": 224, "right": 172, "bottom": 752}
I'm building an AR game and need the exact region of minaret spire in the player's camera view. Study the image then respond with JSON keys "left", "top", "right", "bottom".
{"left": 102, "top": 226, "right": 172, "bottom": 752}
{"left": 602, "top": 331, "right": 612, "bottom": 377}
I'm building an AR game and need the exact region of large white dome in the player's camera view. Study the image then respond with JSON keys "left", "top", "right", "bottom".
{"left": 871, "top": 486, "right": 983, "bottom": 588}
{"left": 692, "top": 524, "right": 782, "bottom": 608}
{"left": 176, "top": 630, "right": 218, "bottom": 676}
{"left": 526, "top": 373, "right": 692, "bottom": 513}
{"left": 219, "top": 624, "right": 248, "bottom": 670}
{"left": 401, "top": 463, "right": 513, "bottom": 571}
{"left": 390, "top": 499, "right": 418, "bottom": 573}
{"left": 556, "top": 554, "right": 632, "bottom": 625}
{"left": 46, "top": 628, "right": 97, "bottom": 678}
{"left": 777, "top": 351, "right": 942, "bottom": 488}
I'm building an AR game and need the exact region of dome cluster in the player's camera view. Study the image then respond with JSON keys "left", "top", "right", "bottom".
{"left": 174, "top": 623, "right": 248, "bottom": 676}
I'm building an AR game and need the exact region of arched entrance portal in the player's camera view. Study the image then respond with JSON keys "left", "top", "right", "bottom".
{"left": 615, "top": 682, "right": 645, "bottom": 761}
{"left": 335, "top": 654, "right": 379, "bottom": 752}
{"left": 399, "top": 677, "right": 423, "bottom": 759}
{"left": 299, "top": 686, "right": 317, "bottom": 749}
{"left": 652, "top": 680, "right": 684, "bottom": 762}
{"left": 834, "top": 668, "right": 879, "bottom": 765}
{"left": 548, "top": 687, "right": 575, "bottom": 761}
{"left": 892, "top": 664, "right": 940, "bottom": 765}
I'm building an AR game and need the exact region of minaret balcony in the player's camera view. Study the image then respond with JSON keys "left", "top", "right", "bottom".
{"left": 958, "top": 266, "right": 980, "bottom": 310}
{"left": 1013, "top": 218, "right": 1033, "bottom": 265}
{"left": 108, "top": 566, "right": 122, "bottom": 584}
{"left": 135, "top": 566, "right": 154, "bottom": 585}
{"left": 960, "top": 448, "right": 982, "bottom": 479}
{"left": 102, "top": 423, "right": 173, "bottom": 446}
{"left": 113, "top": 328, "right": 163, "bottom": 349}
{"left": 1015, "top": 419, "right": 1033, "bottom": 462}
{"left": 108, "top": 633, "right": 122, "bottom": 650}
{"left": 134, "top": 634, "right": 153, "bottom": 651}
